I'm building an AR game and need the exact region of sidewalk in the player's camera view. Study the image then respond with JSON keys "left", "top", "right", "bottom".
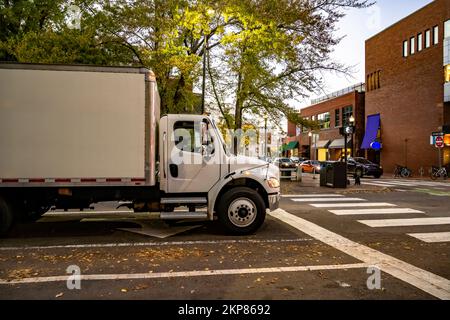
{"left": 281, "top": 173, "right": 392, "bottom": 195}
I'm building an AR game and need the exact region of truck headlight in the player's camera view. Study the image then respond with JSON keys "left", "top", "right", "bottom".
{"left": 267, "top": 177, "right": 280, "bottom": 189}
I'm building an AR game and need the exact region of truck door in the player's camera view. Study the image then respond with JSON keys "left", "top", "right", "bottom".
{"left": 166, "top": 117, "right": 221, "bottom": 193}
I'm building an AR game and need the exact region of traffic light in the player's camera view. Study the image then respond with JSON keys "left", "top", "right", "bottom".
{"left": 340, "top": 126, "right": 354, "bottom": 135}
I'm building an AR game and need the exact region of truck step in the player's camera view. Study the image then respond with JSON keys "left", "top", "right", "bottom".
{"left": 160, "top": 197, "right": 207, "bottom": 205}
{"left": 160, "top": 212, "right": 208, "bottom": 220}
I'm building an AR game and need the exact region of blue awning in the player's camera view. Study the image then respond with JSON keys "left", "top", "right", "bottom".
{"left": 361, "top": 114, "right": 380, "bottom": 149}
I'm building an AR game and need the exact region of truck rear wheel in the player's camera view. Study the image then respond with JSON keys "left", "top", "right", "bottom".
{"left": 0, "top": 197, "right": 14, "bottom": 236}
{"left": 217, "top": 187, "right": 266, "bottom": 235}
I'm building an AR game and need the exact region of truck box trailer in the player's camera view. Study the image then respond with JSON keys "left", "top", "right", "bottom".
{"left": 0, "top": 63, "right": 280, "bottom": 236}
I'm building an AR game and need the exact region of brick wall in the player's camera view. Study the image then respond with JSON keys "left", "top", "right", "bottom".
{"left": 365, "top": 0, "right": 450, "bottom": 173}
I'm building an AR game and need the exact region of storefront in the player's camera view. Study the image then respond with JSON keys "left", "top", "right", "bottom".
{"left": 282, "top": 141, "right": 299, "bottom": 157}
{"left": 314, "top": 140, "right": 330, "bottom": 161}
{"left": 329, "top": 138, "right": 352, "bottom": 161}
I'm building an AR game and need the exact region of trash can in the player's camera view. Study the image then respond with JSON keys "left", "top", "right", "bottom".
{"left": 320, "top": 161, "right": 347, "bottom": 188}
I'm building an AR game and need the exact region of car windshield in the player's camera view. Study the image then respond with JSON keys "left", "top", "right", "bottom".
{"left": 280, "top": 159, "right": 292, "bottom": 163}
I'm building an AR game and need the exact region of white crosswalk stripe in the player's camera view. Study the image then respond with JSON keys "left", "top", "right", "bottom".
{"left": 358, "top": 217, "right": 450, "bottom": 228}
{"left": 291, "top": 198, "right": 366, "bottom": 202}
{"left": 310, "top": 202, "right": 397, "bottom": 208}
{"left": 407, "top": 232, "right": 450, "bottom": 243}
{"left": 286, "top": 193, "right": 450, "bottom": 243}
{"left": 329, "top": 208, "right": 424, "bottom": 216}
{"left": 281, "top": 194, "right": 344, "bottom": 198}
{"left": 363, "top": 179, "right": 450, "bottom": 188}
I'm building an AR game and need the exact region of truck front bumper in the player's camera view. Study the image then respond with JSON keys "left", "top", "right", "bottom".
{"left": 268, "top": 192, "right": 280, "bottom": 211}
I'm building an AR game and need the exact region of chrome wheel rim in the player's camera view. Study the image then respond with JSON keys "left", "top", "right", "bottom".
{"left": 228, "top": 198, "right": 257, "bottom": 228}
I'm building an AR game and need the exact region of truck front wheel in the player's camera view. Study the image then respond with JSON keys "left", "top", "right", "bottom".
{"left": 217, "top": 187, "right": 266, "bottom": 235}
{"left": 0, "top": 197, "right": 14, "bottom": 236}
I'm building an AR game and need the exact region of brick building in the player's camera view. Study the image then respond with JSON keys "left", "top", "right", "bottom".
{"left": 364, "top": 0, "right": 450, "bottom": 173}
{"left": 285, "top": 83, "right": 365, "bottom": 161}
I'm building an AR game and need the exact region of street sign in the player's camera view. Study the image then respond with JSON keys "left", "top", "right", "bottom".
{"left": 435, "top": 136, "right": 444, "bottom": 148}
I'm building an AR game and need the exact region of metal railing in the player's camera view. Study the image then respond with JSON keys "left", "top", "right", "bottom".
{"left": 311, "top": 83, "right": 366, "bottom": 105}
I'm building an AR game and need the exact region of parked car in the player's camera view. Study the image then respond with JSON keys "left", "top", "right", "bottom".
{"left": 290, "top": 157, "right": 308, "bottom": 164}
{"left": 274, "top": 158, "right": 297, "bottom": 169}
{"left": 300, "top": 160, "right": 322, "bottom": 173}
{"left": 347, "top": 157, "right": 383, "bottom": 178}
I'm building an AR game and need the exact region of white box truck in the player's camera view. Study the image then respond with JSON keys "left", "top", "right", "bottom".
{"left": 0, "top": 63, "right": 280, "bottom": 236}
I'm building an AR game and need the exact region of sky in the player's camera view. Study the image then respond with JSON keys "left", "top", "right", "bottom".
{"left": 297, "top": 0, "right": 434, "bottom": 110}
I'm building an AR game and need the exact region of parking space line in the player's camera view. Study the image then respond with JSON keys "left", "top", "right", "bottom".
{"left": 0, "top": 263, "right": 369, "bottom": 285}
{"left": 329, "top": 208, "right": 424, "bottom": 216}
{"left": 358, "top": 217, "right": 450, "bottom": 228}
{"left": 408, "top": 232, "right": 450, "bottom": 243}
{"left": 292, "top": 198, "right": 366, "bottom": 202}
{"left": 310, "top": 203, "right": 397, "bottom": 208}
{"left": 0, "top": 238, "right": 314, "bottom": 251}
{"left": 269, "top": 209, "right": 450, "bottom": 300}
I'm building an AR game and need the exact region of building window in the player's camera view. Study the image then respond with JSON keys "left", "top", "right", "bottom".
{"left": 445, "top": 65, "right": 450, "bottom": 83}
{"left": 403, "top": 40, "right": 408, "bottom": 57}
{"left": 317, "top": 112, "right": 331, "bottom": 130}
{"left": 433, "top": 26, "right": 439, "bottom": 45}
{"left": 342, "top": 106, "right": 353, "bottom": 127}
{"left": 410, "top": 37, "right": 415, "bottom": 55}
{"left": 417, "top": 33, "right": 423, "bottom": 51}
{"left": 335, "top": 109, "right": 340, "bottom": 127}
{"left": 445, "top": 20, "right": 450, "bottom": 39}
{"left": 366, "top": 70, "right": 381, "bottom": 91}
{"left": 425, "top": 29, "right": 431, "bottom": 48}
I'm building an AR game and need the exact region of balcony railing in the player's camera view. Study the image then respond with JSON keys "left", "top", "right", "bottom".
{"left": 311, "top": 83, "right": 365, "bottom": 105}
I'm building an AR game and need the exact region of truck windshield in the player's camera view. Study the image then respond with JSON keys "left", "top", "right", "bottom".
{"left": 210, "top": 119, "right": 231, "bottom": 156}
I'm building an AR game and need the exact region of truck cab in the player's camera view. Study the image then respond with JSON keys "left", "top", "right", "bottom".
{"left": 159, "top": 114, "right": 281, "bottom": 234}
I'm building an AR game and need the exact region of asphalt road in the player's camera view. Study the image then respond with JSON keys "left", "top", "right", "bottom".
{"left": 0, "top": 178, "right": 449, "bottom": 300}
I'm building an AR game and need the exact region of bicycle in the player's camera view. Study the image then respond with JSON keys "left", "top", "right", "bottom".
{"left": 430, "top": 166, "right": 448, "bottom": 180}
{"left": 393, "top": 164, "right": 412, "bottom": 178}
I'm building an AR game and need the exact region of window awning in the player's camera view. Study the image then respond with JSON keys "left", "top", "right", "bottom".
{"left": 285, "top": 141, "right": 299, "bottom": 150}
{"left": 314, "top": 140, "right": 330, "bottom": 149}
{"left": 329, "top": 138, "right": 352, "bottom": 149}
{"left": 361, "top": 114, "right": 381, "bottom": 149}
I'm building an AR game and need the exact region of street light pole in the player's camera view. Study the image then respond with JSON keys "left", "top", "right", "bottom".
{"left": 308, "top": 131, "right": 312, "bottom": 160}
{"left": 349, "top": 115, "right": 355, "bottom": 158}
{"left": 264, "top": 115, "right": 268, "bottom": 158}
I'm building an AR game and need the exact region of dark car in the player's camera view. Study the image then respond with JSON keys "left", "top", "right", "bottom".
{"left": 290, "top": 157, "right": 308, "bottom": 164}
{"left": 347, "top": 157, "right": 383, "bottom": 178}
{"left": 274, "top": 158, "right": 297, "bottom": 169}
